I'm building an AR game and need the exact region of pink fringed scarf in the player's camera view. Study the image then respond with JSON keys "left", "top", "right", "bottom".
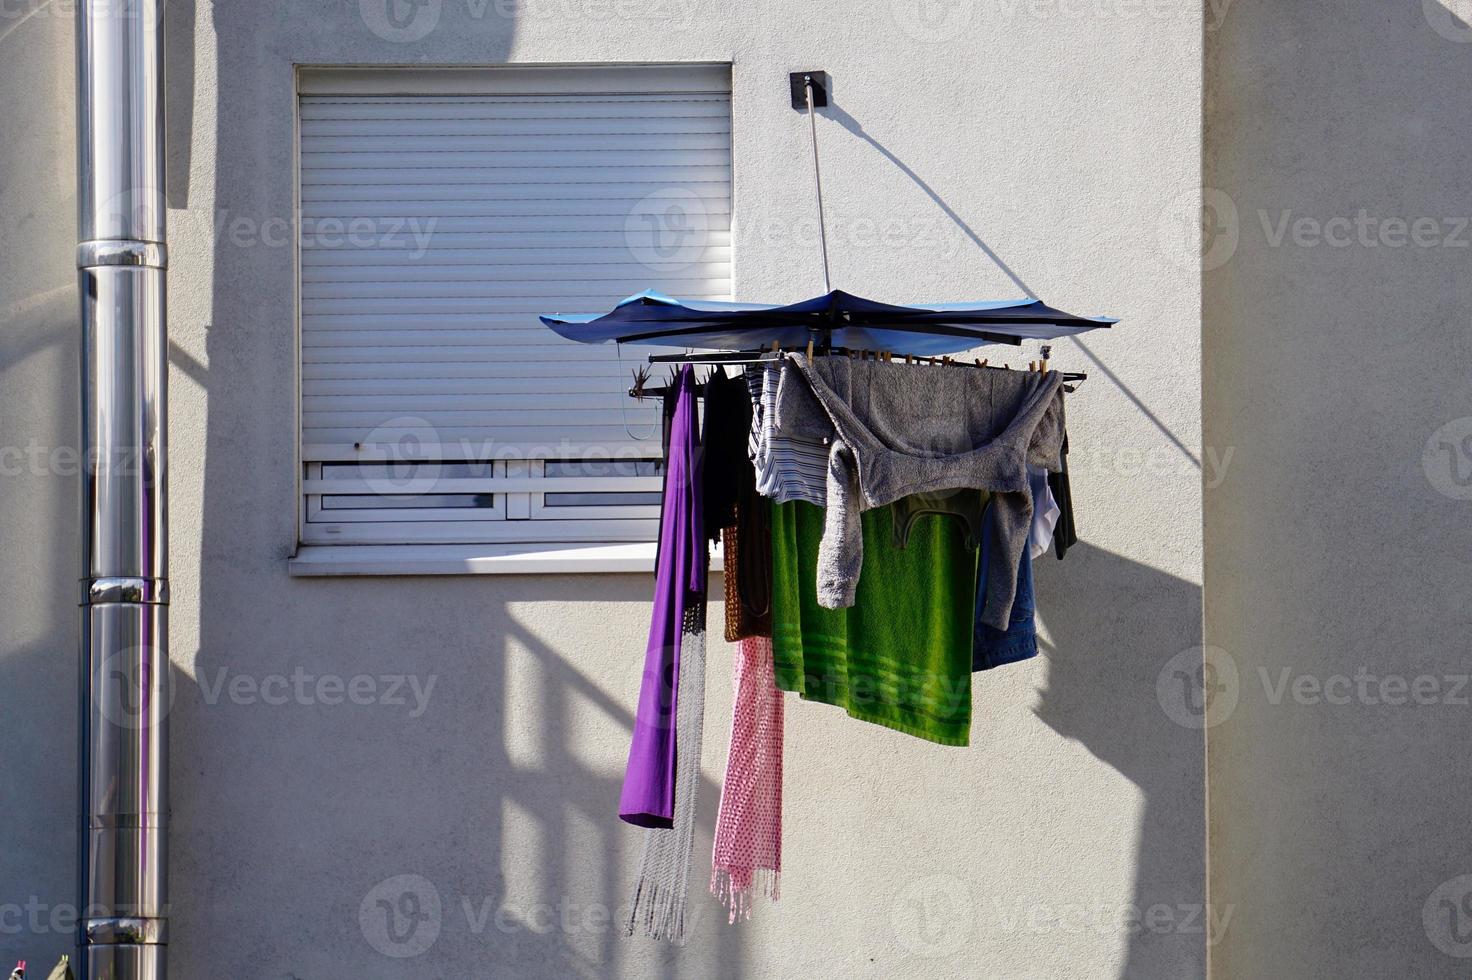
{"left": 710, "top": 635, "right": 784, "bottom": 921}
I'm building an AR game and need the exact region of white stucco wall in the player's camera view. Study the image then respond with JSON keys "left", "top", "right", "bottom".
{"left": 1, "top": 1, "right": 1204, "bottom": 977}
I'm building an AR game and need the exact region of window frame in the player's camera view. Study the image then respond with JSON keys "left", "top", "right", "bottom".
{"left": 289, "top": 63, "right": 733, "bottom": 573}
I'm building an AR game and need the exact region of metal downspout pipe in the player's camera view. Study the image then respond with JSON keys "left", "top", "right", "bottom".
{"left": 75, "top": 0, "right": 170, "bottom": 977}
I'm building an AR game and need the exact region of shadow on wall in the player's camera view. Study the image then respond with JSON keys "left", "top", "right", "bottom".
{"left": 1034, "top": 543, "right": 1207, "bottom": 979}
{"left": 0, "top": 308, "right": 81, "bottom": 972}
{"left": 0, "top": 0, "right": 87, "bottom": 970}
{"left": 162, "top": 15, "right": 1207, "bottom": 977}
{"left": 178, "top": 578, "right": 742, "bottom": 978}
{"left": 177, "top": 1, "right": 745, "bottom": 977}
{"left": 823, "top": 98, "right": 1201, "bottom": 474}
{"left": 817, "top": 102, "right": 1206, "bottom": 977}
{"left": 0, "top": 0, "right": 196, "bottom": 966}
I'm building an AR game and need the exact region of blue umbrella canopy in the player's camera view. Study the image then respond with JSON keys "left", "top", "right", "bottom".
{"left": 541, "top": 289, "right": 1115, "bottom": 356}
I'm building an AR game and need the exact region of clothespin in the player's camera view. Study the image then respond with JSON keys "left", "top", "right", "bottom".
{"left": 806, "top": 337, "right": 814, "bottom": 361}
{"left": 905, "top": 353, "right": 913, "bottom": 365}
{"left": 629, "top": 364, "right": 652, "bottom": 400}
{"left": 1041, "top": 344, "right": 1052, "bottom": 374}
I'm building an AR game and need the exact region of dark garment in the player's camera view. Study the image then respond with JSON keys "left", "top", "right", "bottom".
{"left": 891, "top": 489, "right": 991, "bottom": 550}
{"left": 659, "top": 372, "right": 680, "bottom": 459}
{"left": 973, "top": 502, "right": 1038, "bottom": 670}
{"left": 724, "top": 495, "right": 773, "bottom": 641}
{"left": 1049, "top": 430, "right": 1077, "bottom": 560}
{"left": 620, "top": 366, "right": 707, "bottom": 828}
{"left": 701, "top": 366, "right": 771, "bottom": 640}
{"left": 701, "top": 369, "right": 753, "bottom": 543}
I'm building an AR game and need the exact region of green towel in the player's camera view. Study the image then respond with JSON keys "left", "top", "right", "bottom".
{"left": 771, "top": 500, "right": 977, "bottom": 746}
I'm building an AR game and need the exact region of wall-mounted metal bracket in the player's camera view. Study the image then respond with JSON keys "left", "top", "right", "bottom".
{"left": 789, "top": 71, "right": 829, "bottom": 110}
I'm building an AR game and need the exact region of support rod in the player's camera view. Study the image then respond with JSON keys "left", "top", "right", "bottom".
{"left": 803, "top": 74, "right": 831, "bottom": 294}
{"left": 75, "top": 0, "right": 170, "bottom": 977}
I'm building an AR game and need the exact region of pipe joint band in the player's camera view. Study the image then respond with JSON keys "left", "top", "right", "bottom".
{"left": 77, "top": 240, "right": 168, "bottom": 270}
{"left": 84, "top": 917, "right": 168, "bottom": 945}
{"left": 84, "top": 576, "right": 170, "bottom": 605}
{"left": 83, "top": 812, "right": 169, "bottom": 829}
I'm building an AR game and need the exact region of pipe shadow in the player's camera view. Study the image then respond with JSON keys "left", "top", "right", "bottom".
{"left": 0, "top": 8, "right": 83, "bottom": 968}
{"left": 164, "top": 0, "right": 196, "bottom": 210}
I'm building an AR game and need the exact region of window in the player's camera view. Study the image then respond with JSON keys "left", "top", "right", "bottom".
{"left": 296, "top": 65, "right": 732, "bottom": 549}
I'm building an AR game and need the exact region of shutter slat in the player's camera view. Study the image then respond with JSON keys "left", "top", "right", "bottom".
{"left": 301, "top": 321, "right": 723, "bottom": 337}
{"left": 304, "top": 425, "right": 663, "bottom": 449}
{"left": 300, "top": 214, "right": 729, "bottom": 234}
{"left": 302, "top": 232, "right": 733, "bottom": 251}
{"left": 301, "top": 345, "right": 636, "bottom": 364}
{"left": 302, "top": 294, "right": 728, "bottom": 314}
{"left": 302, "top": 165, "right": 731, "bottom": 186}
{"left": 305, "top": 392, "right": 635, "bottom": 410}
{"left": 302, "top": 264, "right": 728, "bottom": 285}
{"left": 302, "top": 138, "right": 729, "bottom": 159}
{"left": 302, "top": 181, "right": 731, "bottom": 203}
{"left": 301, "top": 117, "right": 731, "bottom": 137}
{"left": 299, "top": 520, "right": 659, "bottom": 545}
{"left": 303, "top": 360, "right": 643, "bottom": 379}
{"left": 304, "top": 376, "right": 638, "bottom": 393}
{"left": 302, "top": 245, "right": 732, "bottom": 266}
{"left": 300, "top": 198, "right": 729, "bottom": 218}
{"left": 299, "top": 100, "right": 729, "bottom": 122}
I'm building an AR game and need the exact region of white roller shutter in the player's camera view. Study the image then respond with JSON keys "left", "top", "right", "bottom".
{"left": 296, "top": 65, "right": 732, "bottom": 546}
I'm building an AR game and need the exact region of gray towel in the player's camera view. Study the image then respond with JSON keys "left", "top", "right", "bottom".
{"left": 783, "top": 354, "right": 1065, "bottom": 628}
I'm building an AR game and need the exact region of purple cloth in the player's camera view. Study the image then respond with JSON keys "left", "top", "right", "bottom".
{"left": 620, "top": 366, "right": 707, "bottom": 827}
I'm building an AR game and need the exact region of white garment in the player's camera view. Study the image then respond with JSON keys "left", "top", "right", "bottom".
{"left": 1029, "top": 464, "right": 1061, "bottom": 560}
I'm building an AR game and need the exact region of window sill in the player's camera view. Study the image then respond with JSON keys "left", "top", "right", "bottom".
{"left": 289, "top": 542, "right": 663, "bottom": 577}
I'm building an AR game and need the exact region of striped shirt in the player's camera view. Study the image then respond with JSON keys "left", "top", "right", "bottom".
{"left": 747, "top": 361, "right": 829, "bottom": 507}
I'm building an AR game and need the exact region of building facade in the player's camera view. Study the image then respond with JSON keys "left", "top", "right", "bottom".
{"left": 0, "top": 1, "right": 1465, "bottom": 977}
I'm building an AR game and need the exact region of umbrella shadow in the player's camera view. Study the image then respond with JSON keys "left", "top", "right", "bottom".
{"left": 822, "top": 100, "right": 1199, "bottom": 472}
{"left": 1031, "top": 542, "right": 1208, "bottom": 978}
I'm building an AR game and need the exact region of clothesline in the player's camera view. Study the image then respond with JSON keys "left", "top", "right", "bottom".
{"left": 629, "top": 346, "right": 1088, "bottom": 400}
